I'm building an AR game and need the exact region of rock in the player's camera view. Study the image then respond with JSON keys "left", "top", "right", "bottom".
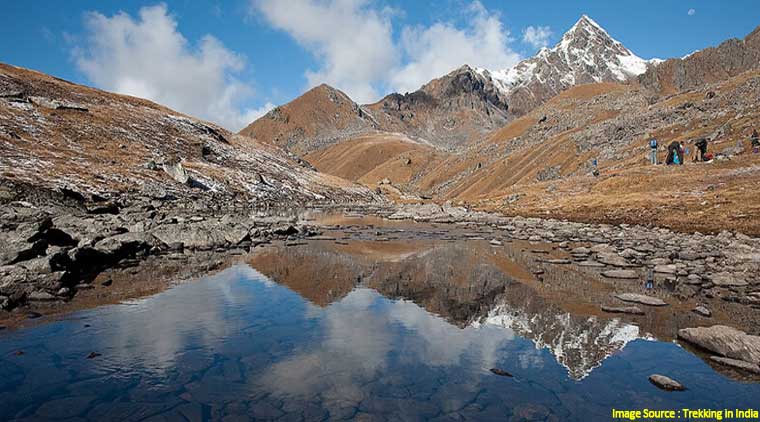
{"left": 577, "top": 260, "right": 606, "bottom": 267}
{"left": 539, "top": 258, "right": 571, "bottom": 264}
{"left": 709, "top": 272, "right": 748, "bottom": 287}
{"left": 0, "top": 238, "right": 47, "bottom": 266}
{"left": 272, "top": 225, "right": 299, "bottom": 236}
{"left": 597, "top": 252, "right": 636, "bottom": 267}
{"left": 654, "top": 264, "right": 678, "bottom": 274}
{"left": 570, "top": 247, "right": 591, "bottom": 255}
{"left": 162, "top": 161, "right": 190, "bottom": 185}
{"left": 490, "top": 368, "right": 513, "bottom": 377}
{"left": 693, "top": 305, "right": 712, "bottom": 317}
{"left": 602, "top": 270, "right": 639, "bottom": 279}
{"left": 28, "top": 291, "right": 57, "bottom": 301}
{"left": 26, "top": 311, "right": 42, "bottom": 319}
{"left": 601, "top": 305, "right": 644, "bottom": 315}
{"left": 86, "top": 203, "right": 120, "bottom": 215}
{"left": 615, "top": 293, "right": 668, "bottom": 306}
{"left": 29, "top": 96, "right": 88, "bottom": 111}
{"left": 222, "top": 226, "right": 251, "bottom": 245}
{"left": 648, "top": 374, "right": 686, "bottom": 391}
{"left": 709, "top": 356, "right": 760, "bottom": 374}
{"left": 94, "top": 232, "right": 157, "bottom": 257}
{"left": 677, "top": 325, "right": 760, "bottom": 364}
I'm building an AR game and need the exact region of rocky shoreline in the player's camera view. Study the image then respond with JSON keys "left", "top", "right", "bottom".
{"left": 4, "top": 200, "right": 760, "bottom": 312}
{"left": 0, "top": 193, "right": 334, "bottom": 315}
{"left": 3, "top": 198, "right": 760, "bottom": 378}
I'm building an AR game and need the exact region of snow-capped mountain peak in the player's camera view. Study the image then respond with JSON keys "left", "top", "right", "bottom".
{"left": 475, "top": 15, "right": 657, "bottom": 115}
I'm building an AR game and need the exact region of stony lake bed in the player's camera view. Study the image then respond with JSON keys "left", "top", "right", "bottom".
{"left": 2, "top": 204, "right": 760, "bottom": 421}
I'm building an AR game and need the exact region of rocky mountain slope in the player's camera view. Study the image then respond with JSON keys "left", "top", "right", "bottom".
{"left": 480, "top": 15, "right": 656, "bottom": 116}
{"left": 238, "top": 84, "right": 378, "bottom": 156}
{"left": 0, "top": 64, "right": 377, "bottom": 207}
{"left": 294, "top": 22, "right": 760, "bottom": 235}
{"left": 362, "top": 65, "right": 511, "bottom": 150}
{"left": 639, "top": 25, "right": 760, "bottom": 94}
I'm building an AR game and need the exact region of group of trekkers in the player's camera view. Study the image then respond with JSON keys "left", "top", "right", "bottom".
{"left": 648, "top": 128, "right": 760, "bottom": 166}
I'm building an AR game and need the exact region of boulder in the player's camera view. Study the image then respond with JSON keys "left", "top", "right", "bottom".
{"left": 163, "top": 161, "right": 190, "bottom": 185}
{"left": 648, "top": 374, "right": 686, "bottom": 391}
{"left": 597, "top": 252, "right": 636, "bottom": 267}
{"left": 28, "top": 291, "right": 57, "bottom": 301}
{"left": 615, "top": 293, "right": 668, "bottom": 306}
{"left": 677, "top": 325, "right": 760, "bottom": 364}
{"left": 0, "top": 239, "right": 46, "bottom": 266}
{"left": 654, "top": 264, "right": 678, "bottom": 274}
{"left": 94, "top": 232, "right": 158, "bottom": 257}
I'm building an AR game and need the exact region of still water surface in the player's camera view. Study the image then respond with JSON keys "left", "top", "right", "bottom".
{"left": 1, "top": 241, "right": 759, "bottom": 421}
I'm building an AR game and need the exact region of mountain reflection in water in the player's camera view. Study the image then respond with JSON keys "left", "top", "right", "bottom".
{"left": 1, "top": 239, "right": 759, "bottom": 421}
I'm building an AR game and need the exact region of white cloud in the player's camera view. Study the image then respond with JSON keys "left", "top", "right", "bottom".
{"left": 252, "top": 0, "right": 398, "bottom": 103}
{"left": 389, "top": 1, "right": 521, "bottom": 94}
{"left": 522, "top": 25, "right": 552, "bottom": 49}
{"left": 252, "top": 0, "right": 521, "bottom": 101}
{"left": 688, "top": 8, "right": 696, "bottom": 16}
{"left": 74, "top": 4, "right": 263, "bottom": 131}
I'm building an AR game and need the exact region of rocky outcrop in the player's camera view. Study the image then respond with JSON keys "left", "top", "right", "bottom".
{"left": 678, "top": 325, "right": 760, "bottom": 365}
{"left": 0, "top": 198, "right": 324, "bottom": 312}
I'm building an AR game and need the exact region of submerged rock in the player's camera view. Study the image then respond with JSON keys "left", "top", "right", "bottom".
{"left": 710, "top": 356, "right": 760, "bottom": 374}
{"left": 490, "top": 368, "right": 513, "bottom": 377}
{"left": 648, "top": 374, "right": 686, "bottom": 391}
{"left": 601, "top": 305, "right": 644, "bottom": 315}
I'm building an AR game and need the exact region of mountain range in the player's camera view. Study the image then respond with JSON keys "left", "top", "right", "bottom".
{"left": 240, "top": 15, "right": 661, "bottom": 153}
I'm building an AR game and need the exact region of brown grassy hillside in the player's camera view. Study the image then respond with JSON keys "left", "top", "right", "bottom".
{"left": 0, "top": 64, "right": 376, "bottom": 205}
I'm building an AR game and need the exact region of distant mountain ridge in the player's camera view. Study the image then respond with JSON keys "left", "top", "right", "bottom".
{"left": 639, "top": 25, "right": 760, "bottom": 94}
{"left": 239, "top": 15, "right": 655, "bottom": 153}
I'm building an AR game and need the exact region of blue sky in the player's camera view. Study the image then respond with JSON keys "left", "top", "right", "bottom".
{"left": 2, "top": 1, "right": 759, "bottom": 130}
